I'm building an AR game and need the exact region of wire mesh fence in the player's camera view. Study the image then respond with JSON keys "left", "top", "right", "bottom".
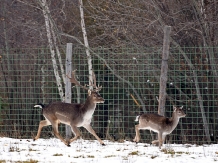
{"left": 0, "top": 46, "right": 218, "bottom": 144}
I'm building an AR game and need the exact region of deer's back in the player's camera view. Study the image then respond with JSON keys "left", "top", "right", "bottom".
{"left": 140, "top": 113, "right": 165, "bottom": 121}
{"left": 139, "top": 113, "right": 172, "bottom": 129}
{"left": 43, "top": 102, "right": 83, "bottom": 120}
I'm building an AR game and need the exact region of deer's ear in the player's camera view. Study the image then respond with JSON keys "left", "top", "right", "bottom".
{"left": 88, "top": 90, "right": 92, "bottom": 96}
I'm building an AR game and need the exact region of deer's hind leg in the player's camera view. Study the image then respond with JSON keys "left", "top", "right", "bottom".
{"left": 151, "top": 139, "right": 159, "bottom": 145}
{"left": 34, "top": 119, "right": 51, "bottom": 141}
{"left": 151, "top": 133, "right": 159, "bottom": 145}
{"left": 51, "top": 120, "right": 70, "bottom": 146}
{"left": 133, "top": 124, "right": 141, "bottom": 143}
{"left": 69, "top": 125, "right": 81, "bottom": 143}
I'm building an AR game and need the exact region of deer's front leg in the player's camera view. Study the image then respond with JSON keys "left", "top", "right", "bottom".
{"left": 158, "top": 132, "right": 163, "bottom": 149}
{"left": 83, "top": 124, "right": 105, "bottom": 145}
{"left": 162, "top": 135, "right": 166, "bottom": 145}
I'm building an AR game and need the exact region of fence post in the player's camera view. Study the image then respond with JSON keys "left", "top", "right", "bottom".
{"left": 158, "top": 26, "right": 171, "bottom": 116}
{"left": 65, "top": 43, "right": 72, "bottom": 139}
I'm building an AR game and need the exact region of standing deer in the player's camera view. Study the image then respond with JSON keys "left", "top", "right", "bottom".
{"left": 133, "top": 106, "right": 186, "bottom": 148}
{"left": 34, "top": 70, "right": 105, "bottom": 146}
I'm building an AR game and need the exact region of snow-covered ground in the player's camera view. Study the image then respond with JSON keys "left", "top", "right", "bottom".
{"left": 0, "top": 137, "right": 217, "bottom": 163}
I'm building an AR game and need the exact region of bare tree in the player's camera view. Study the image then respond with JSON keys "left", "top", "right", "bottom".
{"left": 38, "top": 0, "right": 65, "bottom": 101}
{"left": 79, "top": 0, "right": 94, "bottom": 88}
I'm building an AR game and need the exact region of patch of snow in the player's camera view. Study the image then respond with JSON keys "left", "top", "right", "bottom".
{"left": 0, "top": 137, "right": 217, "bottom": 163}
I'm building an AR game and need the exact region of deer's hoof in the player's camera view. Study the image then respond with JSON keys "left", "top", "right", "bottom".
{"left": 133, "top": 141, "right": 138, "bottom": 144}
{"left": 101, "top": 143, "right": 106, "bottom": 146}
{"left": 66, "top": 144, "right": 71, "bottom": 147}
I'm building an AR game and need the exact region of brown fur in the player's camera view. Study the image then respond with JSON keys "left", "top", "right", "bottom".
{"left": 34, "top": 90, "right": 105, "bottom": 146}
{"left": 133, "top": 106, "right": 186, "bottom": 148}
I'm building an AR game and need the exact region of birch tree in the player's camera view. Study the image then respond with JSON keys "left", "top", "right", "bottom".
{"left": 79, "top": 0, "right": 94, "bottom": 88}
{"left": 38, "top": 0, "right": 66, "bottom": 101}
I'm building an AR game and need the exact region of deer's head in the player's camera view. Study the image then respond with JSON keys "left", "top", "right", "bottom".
{"left": 173, "top": 106, "right": 186, "bottom": 118}
{"left": 88, "top": 90, "right": 104, "bottom": 104}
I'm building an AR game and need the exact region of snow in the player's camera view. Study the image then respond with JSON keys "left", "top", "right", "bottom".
{"left": 0, "top": 137, "right": 217, "bottom": 163}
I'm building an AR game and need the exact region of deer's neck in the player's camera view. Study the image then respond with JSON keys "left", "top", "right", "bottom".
{"left": 169, "top": 112, "right": 180, "bottom": 130}
{"left": 82, "top": 98, "right": 96, "bottom": 112}
{"left": 80, "top": 98, "right": 96, "bottom": 122}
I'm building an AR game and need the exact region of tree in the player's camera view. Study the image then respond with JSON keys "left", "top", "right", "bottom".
{"left": 79, "top": 0, "right": 94, "bottom": 88}
{"left": 38, "top": 0, "right": 65, "bottom": 101}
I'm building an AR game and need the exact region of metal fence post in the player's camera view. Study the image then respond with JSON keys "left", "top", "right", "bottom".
{"left": 65, "top": 43, "right": 72, "bottom": 139}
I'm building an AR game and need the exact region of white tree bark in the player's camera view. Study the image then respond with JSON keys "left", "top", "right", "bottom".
{"left": 49, "top": 17, "right": 66, "bottom": 85}
{"left": 38, "top": 0, "right": 64, "bottom": 101}
{"left": 79, "top": 0, "right": 93, "bottom": 88}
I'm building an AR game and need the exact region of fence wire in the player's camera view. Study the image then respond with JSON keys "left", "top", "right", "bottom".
{"left": 0, "top": 46, "right": 217, "bottom": 144}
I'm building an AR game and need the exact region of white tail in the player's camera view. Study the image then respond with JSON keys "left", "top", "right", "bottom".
{"left": 133, "top": 106, "right": 186, "bottom": 148}
{"left": 34, "top": 105, "right": 43, "bottom": 108}
{"left": 34, "top": 70, "right": 105, "bottom": 146}
{"left": 135, "top": 115, "right": 140, "bottom": 122}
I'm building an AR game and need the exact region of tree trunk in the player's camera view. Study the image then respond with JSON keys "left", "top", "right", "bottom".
{"left": 158, "top": 26, "right": 171, "bottom": 116}
{"left": 38, "top": 0, "right": 64, "bottom": 101}
{"left": 79, "top": 0, "right": 93, "bottom": 88}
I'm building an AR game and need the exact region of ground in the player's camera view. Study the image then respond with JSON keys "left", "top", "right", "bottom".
{"left": 0, "top": 137, "right": 217, "bottom": 163}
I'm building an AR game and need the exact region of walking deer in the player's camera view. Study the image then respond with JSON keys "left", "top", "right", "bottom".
{"left": 133, "top": 106, "right": 186, "bottom": 148}
{"left": 34, "top": 70, "right": 105, "bottom": 146}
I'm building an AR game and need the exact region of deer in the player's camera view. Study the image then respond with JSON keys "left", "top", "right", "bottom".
{"left": 133, "top": 106, "right": 186, "bottom": 148}
{"left": 33, "top": 70, "right": 105, "bottom": 146}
